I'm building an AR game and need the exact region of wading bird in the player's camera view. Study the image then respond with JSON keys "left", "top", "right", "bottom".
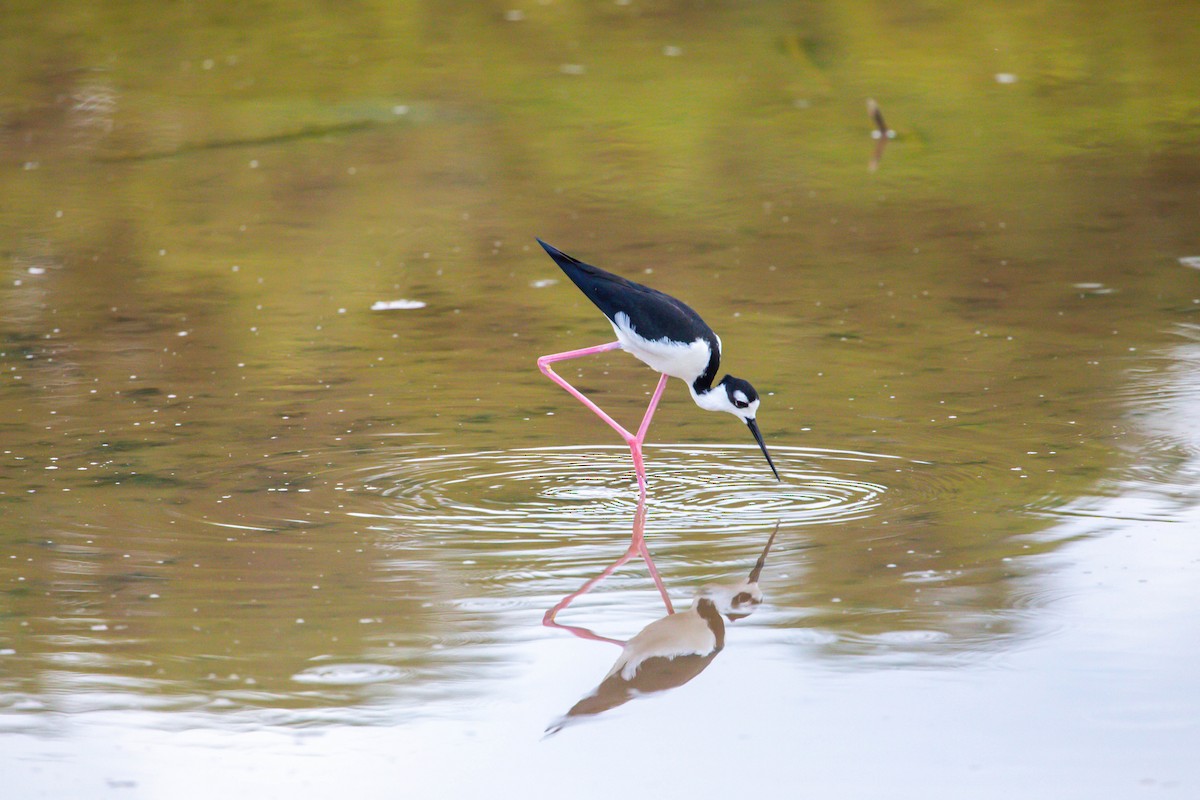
{"left": 536, "top": 239, "right": 780, "bottom": 495}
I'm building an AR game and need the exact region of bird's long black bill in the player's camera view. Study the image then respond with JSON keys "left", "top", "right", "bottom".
{"left": 748, "top": 522, "right": 780, "bottom": 583}
{"left": 746, "top": 418, "right": 781, "bottom": 482}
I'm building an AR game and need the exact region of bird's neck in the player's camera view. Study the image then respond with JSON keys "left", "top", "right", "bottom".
{"left": 690, "top": 380, "right": 724, "bottom": 411}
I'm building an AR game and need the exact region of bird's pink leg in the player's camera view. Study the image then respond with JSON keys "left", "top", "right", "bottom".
{"left": 542, "top": 540, "right": 641, "bottom": 645}
{"left": 627, "top": 373, "right": 669, "bottom": 497}
{"left": 538, "top": 343, "right": 670, "bottom": 496}
{"left": 635, "top": 373, "right": 670, "bottom": 443}
{"left": 538, "top": 342, "right": 632, "bottom": 441}
{"left": 542, "top": 497, "right": 674, "bottom": 644}
{"left": 626, "top": 497, "right": 674, "bottom": 615}
{"left": 638, "top": 536, "right": 675, "bottom": 614}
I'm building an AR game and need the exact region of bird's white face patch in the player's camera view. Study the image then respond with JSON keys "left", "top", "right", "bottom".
{"left": 693, "top": 386, "right": 759, "bottom": 420}
{"left": 737, "top": 396, "right": 761, "bottom": 422}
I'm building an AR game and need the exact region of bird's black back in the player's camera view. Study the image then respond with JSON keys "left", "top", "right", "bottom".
{"left": 537, "top": 239, "right": 717, "bottom": 346}
{"left": 537, "top": 239, "right": 722, "bottom": 388}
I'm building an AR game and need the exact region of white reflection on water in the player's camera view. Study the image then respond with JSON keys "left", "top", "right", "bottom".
{"left": 291, "top": 663, "right": 410, "bottom": 686}
{"left": 543, "top": 503, "right": 778, "bottom": 735}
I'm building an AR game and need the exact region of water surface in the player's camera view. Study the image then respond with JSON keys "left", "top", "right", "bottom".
{"left": 2, "top": 2, "right": 1199, "bottom": 797}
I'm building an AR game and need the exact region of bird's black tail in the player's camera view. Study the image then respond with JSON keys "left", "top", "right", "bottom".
{"left": 536, "top": 238, "right": 589, "bottom": 279}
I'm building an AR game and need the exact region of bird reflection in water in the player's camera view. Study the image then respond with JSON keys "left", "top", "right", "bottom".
{"left": 544, "top": 501, "right": 779, "bottom": 735}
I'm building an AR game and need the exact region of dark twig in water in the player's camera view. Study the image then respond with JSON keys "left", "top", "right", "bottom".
{"left": 95, "top": 119, "right": 379, "bottom": 163}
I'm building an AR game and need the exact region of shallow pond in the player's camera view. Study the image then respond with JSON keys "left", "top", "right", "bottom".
{"left": 2, "top": 2, "right": 1199, "bottom": 798}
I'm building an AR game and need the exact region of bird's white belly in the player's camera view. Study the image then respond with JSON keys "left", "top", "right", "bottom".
{"left": 610, "top": 314, "right": 713, "bottom": 381}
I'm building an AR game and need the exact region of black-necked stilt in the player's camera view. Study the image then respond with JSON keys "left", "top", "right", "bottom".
{"left": 536, "top": 238, "right": 780, "bottom": 495}
{"left": 545, "top": 521, "right": 779, "bottom": 734}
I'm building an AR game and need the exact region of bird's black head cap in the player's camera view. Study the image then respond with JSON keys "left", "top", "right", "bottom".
{"left": 719, "top": 375, "right": 759, "bottom": 410}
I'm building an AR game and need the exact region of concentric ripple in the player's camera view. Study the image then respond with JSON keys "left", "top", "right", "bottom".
{"left": 350, "top": 444, "right": 901, "bottom": 535}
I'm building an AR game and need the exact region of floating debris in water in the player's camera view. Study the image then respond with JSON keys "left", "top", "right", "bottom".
{"left": 866, "top": 98, "right": 895, "bottom": 140}
{"left": 1073, "top": 282, "right": 1116, "bottom": 295}
{"left": 866, "top": 98, "right": 895, "bottom": 172}
{"left": 1179, "top": 256, "right": 1200, "bottom": 270}
{"left": 995, "top": 73, "right": 1019, "bottom": 84}
{"left": 371, "top": 299, "right": 427, "bottom": 311}
{"left": 531, "top": 278, "right": 558, "bottom": 289}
